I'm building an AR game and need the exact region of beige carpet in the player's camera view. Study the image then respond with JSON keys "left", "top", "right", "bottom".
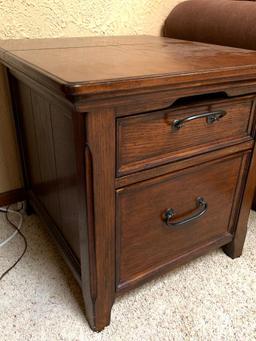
{"left": 0, "top": 208, "right": 255, "bottom": 341}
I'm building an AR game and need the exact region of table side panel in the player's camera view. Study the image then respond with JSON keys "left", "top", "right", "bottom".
{"left": 14, "top": 78, "right": 81, "bottom": 260}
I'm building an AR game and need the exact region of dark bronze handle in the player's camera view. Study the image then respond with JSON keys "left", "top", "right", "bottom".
{"left": 172, "top": 110, "right": 227, "bottom": 130}
{"left": 163, "top": 197, "right": 208, "bottom": 227}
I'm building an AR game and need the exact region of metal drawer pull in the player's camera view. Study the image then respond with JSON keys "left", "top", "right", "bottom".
{"left": 164, "top": 197, "right": 208, "bottom": 227}
{"left": 172, "top": 110, "right": 227, "bottom": 130}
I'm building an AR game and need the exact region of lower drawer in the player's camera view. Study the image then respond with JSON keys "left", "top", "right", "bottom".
{"left": 116, "top": 152, "right": 249, "bottom": 290}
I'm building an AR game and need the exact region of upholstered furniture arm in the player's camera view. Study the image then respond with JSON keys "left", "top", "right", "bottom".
{"left": 164, "top": 0, "right": 256, "bottom": 50}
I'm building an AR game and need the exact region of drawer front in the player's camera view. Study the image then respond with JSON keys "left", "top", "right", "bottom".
{"left": 116, "top": 153, "right": 249, "bottom": 290}
{"left": 117, "top": 96, "right": 255, "bottom": 175}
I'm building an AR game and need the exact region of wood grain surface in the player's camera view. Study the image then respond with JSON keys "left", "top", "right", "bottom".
{"left": 3, "top": 36, "right": 256, "bottom": 332}
{"left": 116, "top": 153, "right": 249, "bottom": 290}
{"left": 117, "top": 95, "right": 255, "bottom": 175}
{"left": 1, "top": 36, "right": 256, "bottom": 97}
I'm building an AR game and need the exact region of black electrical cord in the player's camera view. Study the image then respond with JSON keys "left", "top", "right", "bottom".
{"left": 0, "top": 205, "right": 27, "bottom": 281}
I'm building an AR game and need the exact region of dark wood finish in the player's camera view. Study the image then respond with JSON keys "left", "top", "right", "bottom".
{"left": 115, "top": 141, "right": 254, "bottom": 189}
{"left": 223, "top": 140, "right": 256, "bottom": 258}
{"left": 252, "top": 192, "right": 256, "bottom": 211}
{"left": 1, "top": 36, "right": 256, "bottom": 331}
{"left": 0, "top": 188, "right": 25, "bottom": 206}
{"left": 27, "top": 189, "right": 81, "bottom": 284}
{"left": 117, "top": 95, "right": 255, "bottom": 175}
{"left": 116, "top": 152, "right": 249, "bottom": 290}
{"left": 2, "top": 37, "right": 256, "bottom": 97}
{"left": 12, "top": 79, "right": 81, "bottom": 259}
{"left": 83, "top": 109, "right": 116, "bottom": 331}
{"left": 2, "top": 37, "right": 256, "bottom": 105}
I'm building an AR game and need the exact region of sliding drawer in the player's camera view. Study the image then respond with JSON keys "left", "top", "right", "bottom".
{"left": 117, "top": 95, "right": 255, "bottom": 175}
{"left": 116, "top": 152, "right": 249, "bottom": 290}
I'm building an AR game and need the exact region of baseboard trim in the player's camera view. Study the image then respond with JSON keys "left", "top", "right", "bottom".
{"left": 0, "top": 188, "right": 26, "bottom": 206}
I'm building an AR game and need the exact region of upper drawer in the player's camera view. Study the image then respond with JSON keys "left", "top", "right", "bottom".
{"left": 117, "top": 95, "right": 255, "bottom": 176}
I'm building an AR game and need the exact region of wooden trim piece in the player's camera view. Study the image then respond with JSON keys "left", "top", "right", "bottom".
{"left": 115, "top": 141, "right": 253, "bottom": 188}
{"left": 227, "top": 152, "right": 251, "bottom": 235}
{"left": 117, "top": 137, "right": 253, "bottom": 177}
{"left": 9, "top": 68, "right": 74, "bottom": 111}
{"left": 117, "top": 233, "right": 233, "bottom": 293}
{"left": 71, "top": 111, "right": 96, "bottom": 323}
{"left": 85, "top": 109, "right": 116, "bottom": 331}
{"left": 73, "top": 78, "right": 256, "bottom": 112}
{"left": 0, "top": 188, "right": 25, "bottom": 207}
{"left": 73, "top": 109, "right": 116, "bottom": 332}
{"left": 223, "top": 140, "right": 256, "bottom": 258}
{"left": 27, "top": 190, "right": 81, "bottom": 285}
{"left": 252, "top": 193, "right": 256, "bottom": 211}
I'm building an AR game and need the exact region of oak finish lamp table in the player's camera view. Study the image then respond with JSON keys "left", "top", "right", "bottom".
{"left": 1, "top": 36, "right": 256, "bottom": 332}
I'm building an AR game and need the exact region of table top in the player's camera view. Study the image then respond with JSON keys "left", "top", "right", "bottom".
{"left": 1, "top": 35, "right": 256, "bottom": 96}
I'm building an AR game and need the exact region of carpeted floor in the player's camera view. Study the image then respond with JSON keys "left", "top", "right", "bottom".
{"left": 0, "top": 208, "right": 255, "bottom": 341}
